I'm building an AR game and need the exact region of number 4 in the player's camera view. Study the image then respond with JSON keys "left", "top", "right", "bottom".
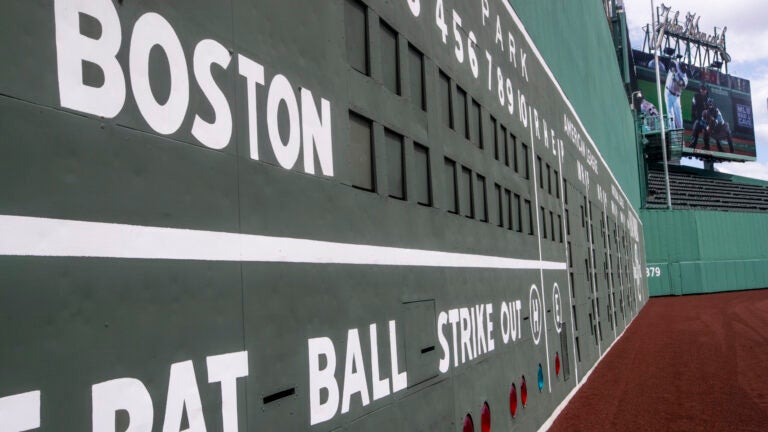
{"left": 436, "top": 0, "right": 448, "bottom": 43}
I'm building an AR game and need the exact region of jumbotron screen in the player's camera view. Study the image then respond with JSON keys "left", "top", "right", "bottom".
{"left": 633, "top": 50, "right": 756, "bottom": 162}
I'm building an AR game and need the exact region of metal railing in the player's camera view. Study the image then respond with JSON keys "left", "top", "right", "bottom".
{"left": 639, "top": 113, "right": 676, "bottom": 135}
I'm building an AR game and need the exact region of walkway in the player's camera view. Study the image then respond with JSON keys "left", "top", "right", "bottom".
{"left": 550, "top": 289, "right": 768, "bottom": 431}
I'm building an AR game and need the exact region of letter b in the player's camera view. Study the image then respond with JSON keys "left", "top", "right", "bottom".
{"left": 54, "top": 0, "right": 126, "bottom": 118}
{"left": 308, "top": 337, "right": 339, "bottom": 425}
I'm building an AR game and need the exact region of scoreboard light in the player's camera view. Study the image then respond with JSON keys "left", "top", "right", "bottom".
{"left": 537, "top": 364, "right": 544, "bottom": 391}
{"left": 463, "top": 414, "right": 474, "bottom": 432}
{"left": 509, "top": 383, "right": 518, "bottom": 417}
{"left": 481, "top": 402, "right": 491, "bottom": 432}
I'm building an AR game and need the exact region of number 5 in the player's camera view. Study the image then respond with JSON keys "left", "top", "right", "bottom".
{"left": 452, "top": 10, "right": 464, "bottom": 63}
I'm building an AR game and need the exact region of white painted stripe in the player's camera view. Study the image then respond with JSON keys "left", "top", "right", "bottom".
{"left": 557, "top": 123, "right": 580, "bottom": 384}
{"left": 0, "top": 390, "right": 41, "bottom": 432}
{"left": 536, "top": 306, "right": 642, "bottom": 432}
{"left": 497, "top": 0, "right": 642, "bottom": 224}
{"left": 0, "top": 215, "right": 567, "bottom": 270}
{"left": 529, "top": 105, "right": 553, "bottom": 393}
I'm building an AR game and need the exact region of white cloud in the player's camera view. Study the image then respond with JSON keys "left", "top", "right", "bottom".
{"left": 716, "top": 161, "right": 768, "bottom": 182}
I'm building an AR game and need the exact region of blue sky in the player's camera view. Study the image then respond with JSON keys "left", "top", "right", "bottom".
{"left": 622, "top": 0, "right": 768, "bottom": 179}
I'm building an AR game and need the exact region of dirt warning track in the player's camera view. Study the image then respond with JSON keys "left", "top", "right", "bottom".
{"left": 550, "top": 289, "right": 768, "bottom": 432}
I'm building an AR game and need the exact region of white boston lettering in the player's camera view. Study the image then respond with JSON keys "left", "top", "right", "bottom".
{"left": 130, "top": 13, "right": 189, "bottom": 135}
{"left": 52, "top": 2, "right": 335, "bottom": 177}
{"left": 237, "top": 54, "right": 266, "bottom": 161}
{"left": 267, "top": 74, "right": 301, "bottom": 170}
{"left": 301, "top": 89, "right": 334, "bottom": 176}
{"left": 54, "top": 0, "right": 125, "bottom": 118}
{"left": 192, "top": 39, "right": 233, "bottom": 150}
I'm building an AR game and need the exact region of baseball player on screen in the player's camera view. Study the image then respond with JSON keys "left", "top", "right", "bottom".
{"left": 665, "top": 56, "right": 688, "bottom": 129}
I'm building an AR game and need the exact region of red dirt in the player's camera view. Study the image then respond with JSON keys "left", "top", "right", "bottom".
{"left": 550, "top": 289, "right": 768, "bottom": 432}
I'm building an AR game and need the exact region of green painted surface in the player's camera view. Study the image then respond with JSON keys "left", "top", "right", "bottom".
{"left": 0, "top": 1, "right": 647, "bottom": 430}
{"left": 507, "top": 1, "right": 642, "bottom": 209}
{"left": 642, "top": 209, "right": 768, "bottom": 296}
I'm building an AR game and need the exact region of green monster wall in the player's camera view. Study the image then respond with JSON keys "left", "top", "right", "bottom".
{"left": 642, "top": 209, "right": 768, "bottom": 296}
{"left": 508, "top": 0, "right": 642, "bottom": 209}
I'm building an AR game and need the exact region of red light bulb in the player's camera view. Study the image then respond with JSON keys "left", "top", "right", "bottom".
{"left": 555, "top": 352, "right": 561, "bottom": 376}
{"left": 463, "top": 414, "right": 474, "bottom": 432}
{"left": 481, "top": 402, "right": 491, "bottom": 432}
{"left": 521, "top": 376, "right": 528, "bottom": 407}
{"left": 509, "top": 384, "right": 518, "bottom": 417}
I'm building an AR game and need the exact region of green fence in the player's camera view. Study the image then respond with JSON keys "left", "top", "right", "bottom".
{"left": 642, "top": 209, "right": 768, "bottom": 295}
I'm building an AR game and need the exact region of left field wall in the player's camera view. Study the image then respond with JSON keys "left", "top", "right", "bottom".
{"left": 0, "top": 1, "right": 648, "bottom": 431}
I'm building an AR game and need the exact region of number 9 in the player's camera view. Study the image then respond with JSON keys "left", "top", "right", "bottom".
{"left": 407, "top": 0, "right": 420, "bottom": 17}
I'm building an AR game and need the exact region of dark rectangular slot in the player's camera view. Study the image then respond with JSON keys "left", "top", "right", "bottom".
{"left": 511, "top": 133, "right": 518, "bottom": 172}
{"left": 495, "top": 184, "right": 503, "bottom": 227}
{"left": 514, "top": 194, "right": 522, "bottom": 232}
{"left": 385, "top": 128, "right": 405, "bottom": 199}
{"left": 522, "top": 143, "right": 530, "bottom": 179}
{"left": 263, "top": 388, "right": 296, "bottom": 404}
{"left": 491, "top": 116, "right": 499, "bottom": 160}
{"left": 501, "top": 125, "right": 509, "bottom": 166}
{"left": 380, "top": 20, "right": 400, "bottom": 95}
{"left": 348, "top": 111, "right": 374, "bottom": 191}
{"left": 408, "top": 44, "right": 426, "bottom": 110}
{"left": 537, "top": 156, "right": 543, "bottom": 189}
{"left": 563, "top": 178, "right": 568, "bottom": 204}
{"left": 541, "top": 206, "right": 547, "bottom": 239}
{"left": 570, "top": 272, "right": 575, "bottom": 300}
{"left": 501, "top": 188, "right": 510, "bottom": 229}
{"left": 444, "top": 158, "right": 458, "bottom": 213}
{"left": 413, "top": 142, "right": 431, "bottom": 205}
{"left": 460, "top": 166, "right": 473, "bottom": 218}
{"left": 525, "top": 199, "right": 534, "bottom": 235}
{"left": 505, "top": 189, "right": 513, "bottom": 230}
{"left": 550, "top": 211, "right": 556, "bottom": 242}
{"left": 560, "top": 327, "right": 571, "bottom": 381}
{"left": 572, "top": 303, "right": 578, "bottom": 331}
{"left": 575, "top": 336, "right": 582, "bottom": 362}
{"left": 345, "top": 0, "right": 368, "bottom": 75}
{"left": 456, "top": 86, "right": 468, "bottom": 139}
{"left": 477, "top": 175, "right": 488, "bottom": 222}
{"left": 439, "top": 71, "right": 452, "bottom": 129}
{"left": 470, "top": 100, "right": 482, "bottom": 148}
{"left": 420, "top": 346, "right": 435, "bottom": 354}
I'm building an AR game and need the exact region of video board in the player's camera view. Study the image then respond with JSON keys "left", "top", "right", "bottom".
{"left": 633, "top": 51, "right": 756, "bottom": 162}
